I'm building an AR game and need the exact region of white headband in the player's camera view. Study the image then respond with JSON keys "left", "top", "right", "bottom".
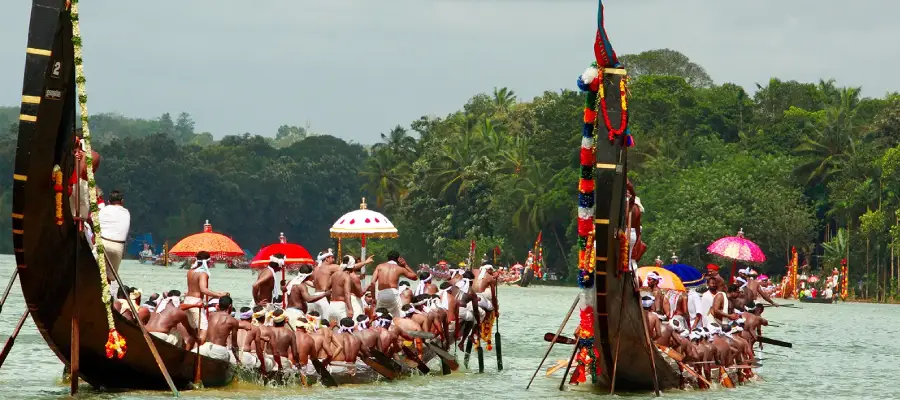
{"left": 269, "top": 255, "right": 285, "bottom": 266}
{"left": 343, "top": 256, "right": 356, "bottom": 270}
{"left": 647, "top": 271, "right": 661, "bottom": 281}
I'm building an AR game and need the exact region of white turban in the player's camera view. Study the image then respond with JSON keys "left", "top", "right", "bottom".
{"left": 269, "top": 255, "right": 285, "bottom": 266}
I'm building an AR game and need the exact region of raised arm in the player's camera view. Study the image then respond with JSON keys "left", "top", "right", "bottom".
{"left": 399, "top": 258, "right": 418, "bottom": 280}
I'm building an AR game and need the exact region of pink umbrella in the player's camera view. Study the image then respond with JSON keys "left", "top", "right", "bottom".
{"left": 808, "top": 275, "right": 820, "bottom": 283}
{"left": 707, "top": 228, "right": 766, "bottom": 283}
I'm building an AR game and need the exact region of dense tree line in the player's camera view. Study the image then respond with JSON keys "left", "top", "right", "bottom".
{"left": 1, "top": 49, "right": 898, "bottom": 301}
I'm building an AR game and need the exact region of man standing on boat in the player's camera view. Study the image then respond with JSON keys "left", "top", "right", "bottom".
{"left": 366, "top": 250, "right": 417, "bottom": 319}
{"left": 707, "top": 282, "right": 740, "bottom": 326}
{"left": 310, "top": 249, "right": 339, "bottom": 318}
{"left": 252, "top": 254, "right": 284, "bottom": 308}
{"left": 98, "top": 190, "right": 129, "bottom": 288}
{"left": 186, "top": 251, "right": 229, "bottom": 343}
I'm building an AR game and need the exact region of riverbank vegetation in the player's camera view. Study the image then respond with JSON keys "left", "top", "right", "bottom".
{"left": 1, "top": 49, "right": 898, "bottom": 301}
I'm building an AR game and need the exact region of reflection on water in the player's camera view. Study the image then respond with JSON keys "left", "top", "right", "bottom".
{"left": 0, "top": 256, "right": 896, "bottom": 399}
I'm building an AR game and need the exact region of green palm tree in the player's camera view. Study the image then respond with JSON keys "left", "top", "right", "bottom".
{"left": 492, "top": 87, "right": 517, "bottom": 112}
{"left": 374, "top": 125, "right": 418, "bottom": 158}
{"left": 360, "top": 148, "right": 409, "bottom": 209}
{"left": 794, "top": 87, "right": 862, "bottom": 186}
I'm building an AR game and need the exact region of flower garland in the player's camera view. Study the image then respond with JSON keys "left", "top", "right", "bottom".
{"left": 70, "top": 0, "right": 126, "bottom": 359}
{"left": 576, "top": 63, "right": 599, "bottom": 290}
{"left": 480, "top": 314, "right": 495, "bottom": 351}
{"left": 840, "top": 260, "right": 849, "bottom": 300}
{"left": 597, "top": 76, "right": 631, "bottom": 143}
{"left": 570, "top": 305, "right": 599, "bottom": 384}
{"left": 52, "top": 165, "right": 63, "bottom": 226}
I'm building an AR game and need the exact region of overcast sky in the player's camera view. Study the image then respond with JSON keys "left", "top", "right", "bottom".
{"left": 1, "top": 1, "right": 897, "bottom": 144}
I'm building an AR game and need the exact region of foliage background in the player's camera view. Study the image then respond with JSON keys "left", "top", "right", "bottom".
{"left": 2, "top": 49, "right": 898, "bottom": 300}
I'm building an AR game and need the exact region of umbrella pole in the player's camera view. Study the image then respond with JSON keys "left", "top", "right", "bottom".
{"left": 360, "top": 234, "right": 367, "bottom": 262}
{"left": 730, "top": 260, "right": 736, "bottom": 284}
{"left": 282, "top": 268, "right": 286, "bottom": 309}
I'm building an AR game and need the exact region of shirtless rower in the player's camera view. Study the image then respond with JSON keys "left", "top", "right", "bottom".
{"left": 252, "top": 254, "right": 285, "bottom": 307}
{"left": 708, "top": 282, "right": 741, "bottom": 326}
{"left": 266, "top": 309, "right": 300, "bottom": 370}
{"left": 739, "top": 301, "right": 768, "bottom": 344}
{"left": 334, "top": 317, "right": 363, "bottom": 363}
{"left": 249, "top": 306, "right": 279, "bottom": 371}
{"left": 645, "top": 272, "right": 670, "bottom": 316}
{"left": 146, "top": 290, "right": 199, "bottom": 348}
{"left": 372, "top": 308, "right": 400, "bottom": 355}
{"left": 354, "top": 314, "right": 380, "bottom": 352}
{"left": 671, "top": 287, "right": 691, "bottom": 330}
{"left": 310, "top": 249, "right": 340, "bottom": 319}
{"left": 366, "top": 251, "right": 417, "bottom": 319}
{"left": 642, "top": 295, "right": 661, "bottom": 339}
{"left": 198, "top": 295, "right": 240, "bottom": 364}
{"left": 328, "top": 259, "right": 356, "bottom": 324}
{"left": 414, "top": 270, "right": 438, "bottom": 296}
{"left": 740, "top": 268, "right": 779, "bottom": 307}
{"left": 310, "top": 318, "right": 343, "bottom": 365}
{"left": 399, "top": 281, "right": 413, "bottom": 306}
{"left": 472, "top": 261, "right": 500, "bottom": 321}
{"left": 292, "top": 318, "right": 318, "bottom": 377}
{"left": 235, "top": 307, "right": 268, "bottom": 374}
{"left": 284, "top": 264, "right": 328, "bottom": 328}
{"left": 186, "top": 251, "right": 229, "bottom": 342}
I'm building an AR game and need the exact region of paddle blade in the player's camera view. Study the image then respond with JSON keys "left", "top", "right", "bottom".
{"left": 543, "top": 332, "right": 576, "bottom": 345}
{"left": 495, "top": 332, "right": 503, "bottom": 371}
{"left": 758, "top": 336, "right": 792, "bottom": 348}
{"left": 361, "top": 357, "right": 397, "bottom": 381}
{"left": 401, "top": 346, "right": 430, "bottom": 375}
{"left": 407, "top": 330, "right": 436, "bottom": 340}
{"left": 370, "top": 349, "right": 403, "bottom": 373}
{"left": 424, "top": 342, "right": 459, "bottom": 371}
{"left": 311, "top": 359, "right": 338, "bottom": 387}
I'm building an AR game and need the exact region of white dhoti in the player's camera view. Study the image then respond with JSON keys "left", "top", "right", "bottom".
{"left": 308, "top": 294, "right": 331, "bottom": 319}
{"left": 184, "top": 296, "right": 207, "bottom": 330}
{"left": 328, "top": 301, "right": 350, "bottom": 323}
{"left": 101, "top": 238, "right": 125, "bottom": 274}
{"left": 198, "top": 342, "right": 236, "bottom": 364}
{"left": 376, "top": 288, "right": 402, "bottom": 318}
{"left": 476, "top": 287, "right": 494, "bottom": 311}
{"left": 350, "top": 296, "right": 365, "bottom": 318}
{"left": 459, "top": 303, "right": 474, "bottom": 322}
{"left": 284, "top": 307, "right": 306, "bottom": 331}
{"left": 239, "top": 350, "right": 262, "bottom": 368}
{"left": 150, "top": 331, "right": 182, "bottom": 347}
{"left": 628, "top": 228, "right": 638, "bottom": 271}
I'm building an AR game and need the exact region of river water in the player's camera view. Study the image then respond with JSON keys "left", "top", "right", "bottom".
{"left": 0, "top": 256, "right": 895, "bottom": 399}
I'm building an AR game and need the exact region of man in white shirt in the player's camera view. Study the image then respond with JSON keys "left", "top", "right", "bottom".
{"left": 98, "top": 190, "right": 130, "bottom": 278}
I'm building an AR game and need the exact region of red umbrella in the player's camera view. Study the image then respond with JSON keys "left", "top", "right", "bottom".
{"left": 169, "top": 220, "right": 243, "bottom": 259}
{"left": 707, "top": 228, "right": 766, "bottom": 283}
{"left": 250, "top": 233, "right": 314, "bottom": 308}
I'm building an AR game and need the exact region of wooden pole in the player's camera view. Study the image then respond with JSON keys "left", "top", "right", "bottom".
{"left": 0, "top": 269, "right": 19, "bottom": 314}
{"left": 526, "top": 295, "right": 578, "bottom": 389}
{"left": 471, "top": 294, "right": 484, "bottom": 373}
{"left": 106, "top": 263, "right": 180, "bottom": 396}
{"left": 639, "top": 296, "right": 661, "bottom": 396}
{"left": 558, "top": 341, "right": 581, "bottom": 391}
{"left": 0, "top": 310, "right": 30, "bottom": 369}
{"left": 493, "top": 281, "right": 503, "bottom": 371}
{"left": 71, "top": 159, "right": 82, "bottom": 396}
{"left": 608, "top": 274, "right": 631, "bottom": 394}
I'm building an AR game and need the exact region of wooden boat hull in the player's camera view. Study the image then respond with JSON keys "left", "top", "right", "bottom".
{"left": 799, "top": 297, "right": 834, "bottom": 304}
{"left": 12, "top": 1, "right": 232, "bottom": 390}
{"left": 590, "top": 71, "right": 680, "bottom": 392}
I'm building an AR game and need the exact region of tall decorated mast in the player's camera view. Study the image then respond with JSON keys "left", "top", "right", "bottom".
{"left": 569, "top": 0, "right": 680, "bottom": 393}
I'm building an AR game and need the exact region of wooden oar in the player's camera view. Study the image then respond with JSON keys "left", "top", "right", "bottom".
{"left": 758, "top": 336, "right": 792, "bottom": 348}
{"left": 545, "top": 359, "right": 568, "bottom": 376}
{"left": 719, "top": 366, "right": 735, "bottom": 388}
{"left": 543, "top": 332, "right": 577, "bottom": 345}
{"left": 558, "top": 341, "right": 581, "bottom": 390}
{"left": 424, "top": 342, "right": 459, "bottom": 371}
{"left": 526, "top": 295, "right": 579, "bottom": 390}
{"left": 370, "top": 348, "right": 403, "bottom": 373}
{"left": 493, "top": 282, "right": 503, "bottom": 371}
{"left": 655, "top": 345, "right": 711, "bottom": 387}
{"left": 0, "top": 269, "right": 19, "bottom": 315}
{"left": 360, "top": 356, "right": 397, "bottom": 381}
{"left": 471, "top": 297, "right": 485, "bottom": 373}
{"left": 310, "top": 358, "right": 338, "bottom": 387}
{"left": 0, "top": 310, "right": 29, "bottom": 369}
{"left": 406, "top": 330, "right": 436, "bottom": 340}
{"left": 400, "top": 345, "right": 430, "bottom": 374}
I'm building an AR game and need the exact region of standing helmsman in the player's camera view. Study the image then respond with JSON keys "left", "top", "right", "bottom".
{"left": 98, "top": 190, "right": 130, "bottom": 286}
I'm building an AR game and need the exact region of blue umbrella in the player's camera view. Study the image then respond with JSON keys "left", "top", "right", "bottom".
{"left": 243, "top": 248, "right": 255, "bottom": 259}
{"left": 664, "top": 263, "right": 704, "bottom": 287}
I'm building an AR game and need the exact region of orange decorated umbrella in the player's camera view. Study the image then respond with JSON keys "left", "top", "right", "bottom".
{"left": 169, "top": 220, "right": 243, "bottom": 259}
{"left": 330, "top": 198, "right": 398, "bottom": 262}
{"left": 636, "top": 266, "right": 686, "bottom": 291}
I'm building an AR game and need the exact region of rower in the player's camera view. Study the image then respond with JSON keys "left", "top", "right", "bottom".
{"left": 198, "top": 295, "right": 240, "bottom": 364}
{"left": 366, "top": 251, "right": 418, "bottom": 320}
{"left": 310, "top": 249, "right": 339, "bottom": 319}
{"left": 707, "top": 281, "right": 740, "bottom": 326}
{"left": 235, "top": 307, "right": 268, "bottom": 374}
{"left": 252, "top": 254, "right": 284, "bottom": 308}
{"left": 292, "top": 318, "right": 318, "bottom": 377}
{"left": 334, "top": 317, "right": 363, "bottom": 364}
{"left": 146, "top": 290, "right": 198, "bottom": 349}
{"left": 185, "top": 251, "right": 230, "bottom": 343}
{"left": 641, "top": 295, "right": 661, "bottom": 339}
{"left": 743, "top": 268, "right": 779, "bottom": 307}
{"left": 98, "top": 189, "right": 130, "bottom": 292}
{"left": 645, "top": 272, "right": 669, "bottom": 316}
{"left": 267, "top": 310, "right": 299, "bottom": 370}
{"left": 345, "top": 255, "right": 374, "bottom": 318}
{"left": 415, "top": 270, "right": 438, "bottom": 296}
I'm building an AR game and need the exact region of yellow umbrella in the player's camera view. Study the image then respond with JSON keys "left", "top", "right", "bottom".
{"left": 637, "top": 266, "right": 686, "bottom": 291}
